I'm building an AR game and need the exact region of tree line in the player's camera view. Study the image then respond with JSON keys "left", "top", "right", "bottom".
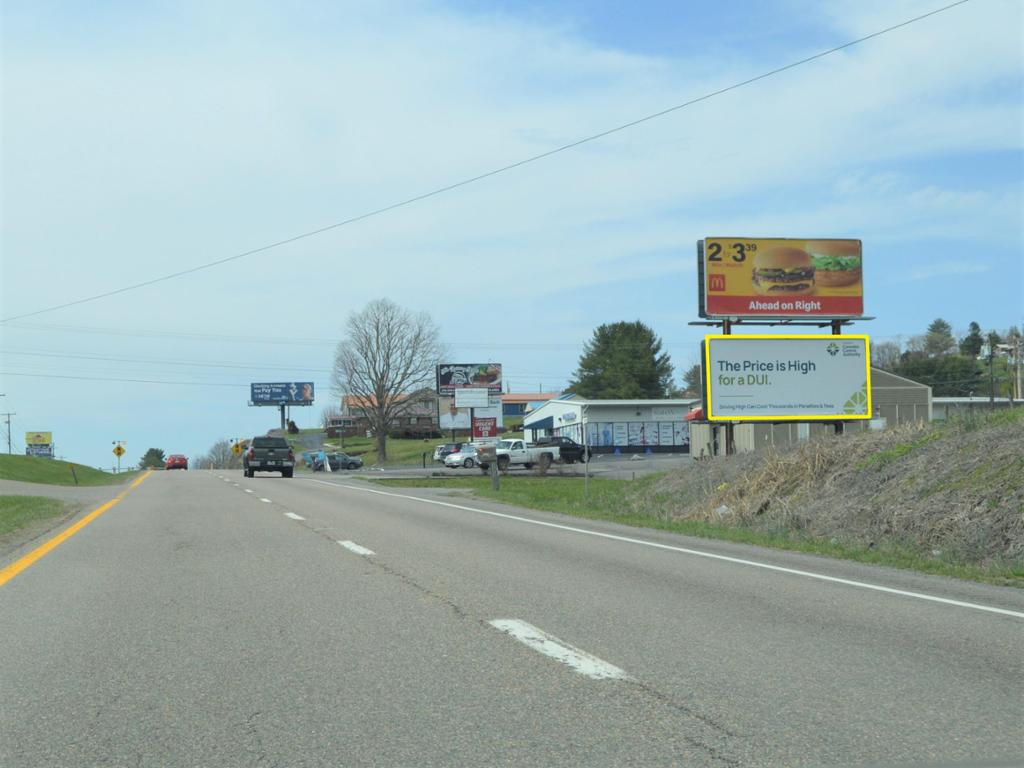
{"left": 187, "top": 301, "right": 1020, "bottom": 466}
{"left": 872, "top": 319, "right": 1021, "bottom": 398}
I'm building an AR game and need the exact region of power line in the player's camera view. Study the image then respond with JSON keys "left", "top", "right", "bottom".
{"left": 1, "top": 349, "right": 334, "bottom": 374}
{"left": 0, "top": 0, "right": 972, "bottom": 325}
{"left": 0, "top": 371, "right": 250, "bottom": 388}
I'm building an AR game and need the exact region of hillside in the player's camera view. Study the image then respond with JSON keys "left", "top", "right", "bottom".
{"left": 0, "top": 455, "right": 139, "bottom": 486}
{"left": 630, "top": 408, "right": 1023, "bottom": 578}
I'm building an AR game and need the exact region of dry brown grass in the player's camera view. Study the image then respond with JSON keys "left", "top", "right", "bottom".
{"left": 633, "top": 410, "right": 1024, "bottom": 569}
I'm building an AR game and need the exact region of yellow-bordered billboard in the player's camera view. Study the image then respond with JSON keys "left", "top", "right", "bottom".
{"left": 699, "top": 238, "right": 863, "bottom": 318}
{"left": 25, "top": 431, "right": 53, "bottom": 445}
{"left": 703, "top": 335, "right": 872, "bottom": 421}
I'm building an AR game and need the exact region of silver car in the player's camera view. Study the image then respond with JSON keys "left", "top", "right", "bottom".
{"left": 444, "top": 444, "right": 479, "bottom": 468}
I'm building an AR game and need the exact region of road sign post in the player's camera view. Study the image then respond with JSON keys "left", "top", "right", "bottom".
{"left": 112, "top": 441, "right": 126, "bottom": 473}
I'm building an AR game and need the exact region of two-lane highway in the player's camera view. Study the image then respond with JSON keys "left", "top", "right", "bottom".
{"left": 2, "top": 470, "right": 1021, "bottom": 767}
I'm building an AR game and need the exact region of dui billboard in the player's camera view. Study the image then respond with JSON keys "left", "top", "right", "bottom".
{"left": 699, "top": 238, "right": 863, "bottom": 318}
{"left": 436, "top": 363, "right": 502, "bottom": 396}
{"left": 703, "top": 335, "right": 871, "bottom": 421}
{"left": 250, "top": 382, "right": 315, "bottom": 405}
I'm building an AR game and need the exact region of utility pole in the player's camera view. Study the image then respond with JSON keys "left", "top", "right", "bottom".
{"left": 988, "top": 346, "right": 996, "bottom": 410}
{"left": 1015, "top": 335, "right": 1022, "bottom": 402}
{"left": 2, "top": 412, "right": 15, "bottom": 454}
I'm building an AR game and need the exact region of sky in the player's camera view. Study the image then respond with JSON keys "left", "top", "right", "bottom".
{"left": 1, "top": 0, "right": 1022, "bottom": 468}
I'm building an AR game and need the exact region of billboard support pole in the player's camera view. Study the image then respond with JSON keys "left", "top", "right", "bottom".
{"left": 722, "top": 320, "right": 735, "bottom": 456}
{"left": 832, "top": 320, "right": 845, "bottom": 435}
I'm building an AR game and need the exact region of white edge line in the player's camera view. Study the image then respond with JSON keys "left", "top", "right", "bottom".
{"left": 259, "top": 498, "right": 272, "bottom": 504}
{"left": 489, "top": 619, "right": 628, "bottom": 680}
{"left": 284, "top": 511, "right": 303, "bottom": 519}
{"left": 244, "top": 489, "right": 253, "bottom": 493}
{"left": 338, "top": 540, "right": 375, "bottom": 556}
{"left": 304, "top": 479, "right": 1024, "bottom": 620}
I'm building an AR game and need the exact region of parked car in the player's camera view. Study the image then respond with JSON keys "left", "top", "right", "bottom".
{"left": 433, "top": 443, "right": 466, "bottom": 463}
{"left": 534, "top": 435, "right": 591, "bottom": 464}
{"left": 444, "top": 444, "right": 479, "bottom": 469}
{"left": 165, "top": 454, "right": 188, "bottom": 470}
{"left": 243, "top": 436, "right": 295, "bottom": 478}
{"left": 320, "top": 452, "right": 363, "bottom": 471}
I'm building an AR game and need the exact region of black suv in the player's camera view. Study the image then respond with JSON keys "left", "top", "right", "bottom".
{"left": 534, "top": 435, "right": 590, "bottom": 464}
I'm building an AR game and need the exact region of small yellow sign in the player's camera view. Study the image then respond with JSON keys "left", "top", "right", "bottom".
{"left": 232, "top": 442, "right": 243, "bottom": 455}
{"left": 113, "top": 445, "right": 125, "bottom": 457}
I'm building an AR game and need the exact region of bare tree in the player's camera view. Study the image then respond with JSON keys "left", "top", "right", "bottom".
{"left": 871, "top": 341, "right": 902, "bottom": 371}
{"left": 331, "top": 299, "right": 445, "bottom": 463}
{"left": 196, "top": 438, "right": 243, "bottom": 469}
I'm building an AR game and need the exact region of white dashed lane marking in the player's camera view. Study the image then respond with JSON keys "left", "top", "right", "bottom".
{"left": 337, "top": 540, "right": 375, "bottom": 556}
{"left": 489, "top": 619, "right": 628, "bottom": 681}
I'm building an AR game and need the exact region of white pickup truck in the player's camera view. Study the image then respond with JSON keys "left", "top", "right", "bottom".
{"left": 478, "top": 439, "right": 560, "bottom": 472}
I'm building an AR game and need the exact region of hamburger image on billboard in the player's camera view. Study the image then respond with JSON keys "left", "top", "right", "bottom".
{"left": 701, "top": 237, "right": 863, "bottom": 318}
{"left": 751, "top": 246, "right": 816, "bottom": 295}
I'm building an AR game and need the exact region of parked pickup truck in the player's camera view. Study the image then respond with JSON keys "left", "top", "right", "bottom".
{"left": 534, "top": 435, "right": 591, "bottom": 464}
{"left": 478, "top": 439, "right": 559, "bottom": 472}
{"left": 244, "top": 435, "right": 295, "bottom": 478}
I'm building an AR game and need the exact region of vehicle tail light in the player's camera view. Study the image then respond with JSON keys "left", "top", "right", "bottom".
{"left": 287, "top": 449, "right": 295, "bottom": 461}
{"left": 247, "top": 448, "right": 255, "bottom": 459}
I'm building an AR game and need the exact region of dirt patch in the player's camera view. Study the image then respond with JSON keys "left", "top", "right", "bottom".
{"left": 630, "top": 409, "right": 1024, "bottom": 571}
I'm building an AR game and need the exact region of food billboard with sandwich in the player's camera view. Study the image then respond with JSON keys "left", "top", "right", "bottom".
{"left": 699, "top": 238, "right": 863, "bottom": 318}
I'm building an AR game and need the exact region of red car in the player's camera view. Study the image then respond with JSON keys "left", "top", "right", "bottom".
{"left": 165, "top": 455, "right": 188, "bottom": 470}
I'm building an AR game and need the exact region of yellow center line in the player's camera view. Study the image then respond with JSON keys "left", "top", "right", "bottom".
{"left": 0, "top": 470, "right": 154, "bottom": 588}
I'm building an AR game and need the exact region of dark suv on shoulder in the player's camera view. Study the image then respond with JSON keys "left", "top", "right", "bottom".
{"left": 535, "top": 435, "right": 590, "bottom": 464}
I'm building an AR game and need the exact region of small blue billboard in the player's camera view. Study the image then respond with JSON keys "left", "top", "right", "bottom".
{"left": 250, "top": 382, "right": 315, "bottom": 406}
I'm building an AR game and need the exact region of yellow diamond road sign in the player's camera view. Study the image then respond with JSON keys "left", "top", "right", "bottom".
{"left": 232, "top": 442, "right": 243, "bottom": 455}
{"left": 113, "top": 445, "right": 125, "bottom": 457}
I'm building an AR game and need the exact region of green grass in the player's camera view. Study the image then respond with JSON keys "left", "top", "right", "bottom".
{"left": 365, "top": 475, "right": 1024, "bottom": 586}
{"left": 0, "top": 495, "right": 69, "bottom": 536}
{"left": 0, "top": 455, "right": 141, "bottom": 486}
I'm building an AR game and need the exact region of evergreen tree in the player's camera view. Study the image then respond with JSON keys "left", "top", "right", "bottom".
{"left": 924, "top": 318, "right": 956, "bottom": 357}
{"left": 568, "top": 321, "right": 673, "bottom": 398}
{"left": 139, "top": 448, "right": 166, "bottom": 468}
{"left": 959, "top": 322, "right": 984, "bottom": 357}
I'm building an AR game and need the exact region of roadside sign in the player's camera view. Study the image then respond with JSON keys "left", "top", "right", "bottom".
{"left": 25, "top": 431, "right": 53, "bottom": 445}
{"left": 232, "top": 442, "right": 243, "bottom": 455}
{"left": 436, "top": 364, "right": 502, "bottom": 395}
{"left": 703, "top": 335, "right": 871, "bottom": 421}
{"left": 250, "top": 382, "right": 315, "bottom": 405}
{"left": 699, "top": 238, "right": 863, "bottom": 318}
{"left": 113, "top": 445, "right": 126, "bottom": 457}
{"left": 472, "top": 417, "right": 498, "bottom": 439}
{"left": 455, "top": 388, "right": 490, "bottom": 408}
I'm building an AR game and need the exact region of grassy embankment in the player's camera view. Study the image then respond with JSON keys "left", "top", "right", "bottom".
{"left": 0, "top": 496, "right": 69, "bottom": 536}
{"left": 369, "top": 408, "right": 1024, "bottom": 586}
{"left": 0, "top": 455, "right": 140, "bottom": 486}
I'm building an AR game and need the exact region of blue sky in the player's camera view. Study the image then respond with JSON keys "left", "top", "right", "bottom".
{"left": 2, "top": 0, "right": 1021, "bottom": 467}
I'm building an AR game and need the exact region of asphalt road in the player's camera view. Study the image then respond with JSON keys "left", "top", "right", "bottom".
{"left": 1, "top": 470, "right": 1021, "bottom": 767}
